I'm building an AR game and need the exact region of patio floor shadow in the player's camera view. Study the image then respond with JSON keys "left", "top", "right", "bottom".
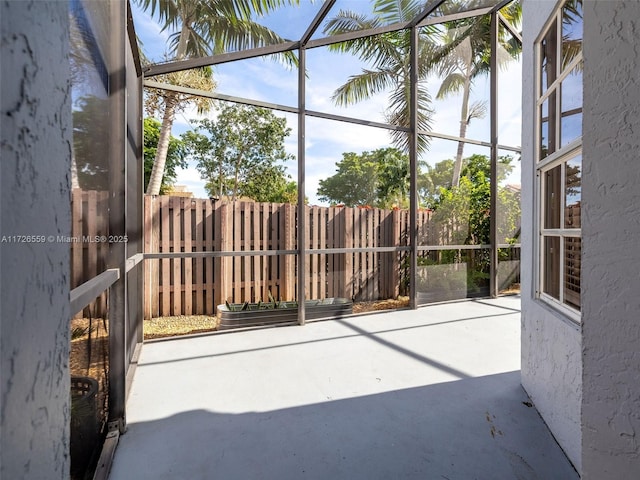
{"left": 109, "top": 297, "right": 578, "bottom": 480}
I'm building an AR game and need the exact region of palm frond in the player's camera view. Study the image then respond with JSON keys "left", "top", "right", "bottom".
{"left": 373, "top": 0, "right": 423, "bottom": 24}
{"left": 323, "top": 10, "right": 380, "bottom": 36}
{"left": 332, "top": 69, "right": 396, "bottom": 106}
{"left": 385, "top": 82, "right": 433, "bottom": 154}
{"left": 467, "top": 100, "right": 487, "bottom": 122}
{"left": 436, "top": 72, "right": 465, "bottom": 99}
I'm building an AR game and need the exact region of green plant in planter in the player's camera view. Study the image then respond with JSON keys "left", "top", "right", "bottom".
{"left": 224, "top": 291, "right": 299, "bottom": 311}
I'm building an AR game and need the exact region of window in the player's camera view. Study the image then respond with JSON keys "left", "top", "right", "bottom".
{"left": 536, "top": 0, "right": 583, "bottom": 319}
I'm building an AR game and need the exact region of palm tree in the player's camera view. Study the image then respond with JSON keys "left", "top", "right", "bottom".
{"left": 323, "top": 0, "right": 436, "bottom": 155}
{"left": 144, "top": 64, "right": 216, "bottom": 194}
{"left": 431, "top": 1, "right": 522, "bottom": 187}
{"left": 137, "top": 0, "right": 298, "bottom": 195}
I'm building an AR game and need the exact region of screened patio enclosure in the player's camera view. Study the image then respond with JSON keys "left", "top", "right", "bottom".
{"left": 137, "top": 0, "right": 523, "bottom": 325}
{"left": 65, "top": 0, "right": 522, "bottom": 477}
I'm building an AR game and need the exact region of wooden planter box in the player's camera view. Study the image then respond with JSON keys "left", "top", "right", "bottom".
{"left": 217, "top": 297, "right": 353, "bottom": 330}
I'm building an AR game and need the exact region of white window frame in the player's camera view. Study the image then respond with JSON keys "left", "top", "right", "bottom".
{"left": 534, "top": 0, "right": 583, "bottom": 323}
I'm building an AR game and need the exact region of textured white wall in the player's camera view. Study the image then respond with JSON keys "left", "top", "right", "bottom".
{"left": 520, "top": 0, "right": 582, "bottom": 473}
{"left": 581, "top": 1, "right": 640, "bottom": 478}
{"left": 0, "top": 1, "right": 72, "bottom": 478}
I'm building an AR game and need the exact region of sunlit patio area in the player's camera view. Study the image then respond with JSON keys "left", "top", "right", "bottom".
{"left": 109, "top": 296, "right": 577, "bottom": 480}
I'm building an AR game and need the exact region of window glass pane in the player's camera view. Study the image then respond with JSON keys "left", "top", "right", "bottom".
{"left": 540, "top": 18, "right": 557, "bottom": 93}
{"left": 565, "top": 155, "right": 581, "bottom": 228}
{"left": 544, "top": 165, "right": 561, "bottom": 229}
{"left": 543, "top": 236, "right": 560, "bottom": 300}
{"left": 562, "top": 0, "right": 583, "bottom": 68}
{"left": 540, "top": 93, "right": 556, "bottom": 159}
{"left": 564, "top": 237, "right": 581, "bottom": 310}
{"left": 416, "top": 248, "right": 490, "bottom": 305}
{"left": 560, "top": 65, "right": 582, "bottom": 147}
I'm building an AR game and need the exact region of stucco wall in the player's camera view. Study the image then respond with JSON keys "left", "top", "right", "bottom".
{"left": 520, "top": 0, "right": 582, "bottom": 473}
{"left": 0, "top": 1, "right": 72, "bottom": 478}
{"left": 581, "top": 2, "right": 640, "bottom": 478}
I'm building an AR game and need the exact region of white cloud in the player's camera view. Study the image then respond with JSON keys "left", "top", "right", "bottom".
{"left": 133, "top": 10, "right": 525, "bottom": 203}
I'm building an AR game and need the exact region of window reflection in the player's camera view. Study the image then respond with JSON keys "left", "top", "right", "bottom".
{"left": 544, "top": 166, "right": 561, "bottom": 229}
{"left": 564, "top": 237, "right": 581, "bottom": 309}
{"left": 540, "top": 18, "right": 557, "bottom": 93}
{"left": 540, "top": 94, "right": 556, "bottom": 159}
{"left": 565, "top": 155, "right": 581, "bottom": 228}
{"left": 544, "top": 236, "right": 560, "bottom": 300}
{"left": 562, "top": 0, "right": 583, "bottom": 68}
{"left": 560, "top": 66, "right": 582, "bottom": 147}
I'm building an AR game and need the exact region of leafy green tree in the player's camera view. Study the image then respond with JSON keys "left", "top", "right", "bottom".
{"left": 418, "top": 158, "right": 454, "bottom": 209}
{"left": 430, "top": 153, "right": 518, "bottom": 245}
{"left": 242, "top": 164, "right": 298, "bottom": 203}
{"left": 183, "top": 104, "right": 294, "bottom": 202}
{"left": 317, "top": 152, "right": 379, "bottom": 207}
{"left": 323, "top": 0, "right": 435, "bottom": 154}
{"left": 136, "top": 0, "right": 298, "bottom": 194}
{"left": 317, "top": 148, "right": 409, "bottom": 208}
{"left": 143, "top": 118, "right": 187, "bottom": 194}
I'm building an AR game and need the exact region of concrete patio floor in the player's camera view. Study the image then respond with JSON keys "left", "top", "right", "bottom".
{"left": 109, "top": 296, "right": 578, "bottom": 480}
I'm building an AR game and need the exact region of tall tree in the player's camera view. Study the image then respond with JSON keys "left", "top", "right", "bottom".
{"left": 183, "top": 104, "right": 294, "bottom": 202}
{"left": 323, "top": 0, "right": 435, "bottom": 155}
{"left": 143, "top": 118, "right": 187, "bottom": 194}
{"left": 136, "top": 0, "right": 298, "bottom": 195}
{"left": 431, "top": 1, "right": 522, "bottom": 186}
{"left": 317, "top": 148, "right": 409, "bottom": 208}
{"left": 144, "top": 65, "right": 216, "bottom": 195}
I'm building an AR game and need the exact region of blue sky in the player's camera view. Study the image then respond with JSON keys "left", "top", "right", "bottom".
{"left": 131, "top": 1, "right": 522, "bottom": 205}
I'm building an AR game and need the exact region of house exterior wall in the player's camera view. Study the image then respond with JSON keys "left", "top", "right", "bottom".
{"left": 0, "top": 1, "right": 72, "bottom": 479}
{"left": 581, "top": 1, "right": 640, "bottom": 478}
{"left": 520, "top": 0, "right": 582, "bottom": 473}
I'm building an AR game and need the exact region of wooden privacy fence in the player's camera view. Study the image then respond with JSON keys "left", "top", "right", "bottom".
{"left": 142, "top": 196, "right": 434, "bottom": 318}
{"left": 70, "top": 189, "right": 110, "bottom": 318}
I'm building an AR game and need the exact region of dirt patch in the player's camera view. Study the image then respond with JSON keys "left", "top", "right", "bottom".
{"left": 144, "top": 315, "right": 219, "bottom": 340}
{"left": 352, "top": 296, "right": 410, "bottom": 314}
{"left": 499, "top": 284, "right": 521, "bottom": 295}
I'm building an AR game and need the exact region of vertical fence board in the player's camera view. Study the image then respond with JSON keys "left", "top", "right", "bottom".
{"left": 183, "top": 198, "right": 192, "bottom": 315}
{"left": 171, "top": 197, "right": 181, "bottom": 315}
{"left": 160, "top": 196, "right": 171, "bottom": 316}
{"left": 217, "top": 202, "right": 229, "bottom": 308}
{"left": 252, "top": 203, "right": 261, "bottom": 301}
{"left": 343, "top": 207, "right": 353, "bottom": 300}
{"left": 194, "top": 199, "right": 203, "bottom": 314}
{"left": 271, "top": 204, "right": 280, "bottom": 300}
{"left": 261, "top": 204, "right": 269, "bottom": 300}
{"left": 283, "top": 203, "right": 295, "bottom": 301}
{"left": 243, "top": 202, "right": 251, "bottom": 302}
{"left": 208, "top": 200, "right": 217, "bottom": 313}
{"left": 318, "top": 208, "right": 329, "bottom": 298}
